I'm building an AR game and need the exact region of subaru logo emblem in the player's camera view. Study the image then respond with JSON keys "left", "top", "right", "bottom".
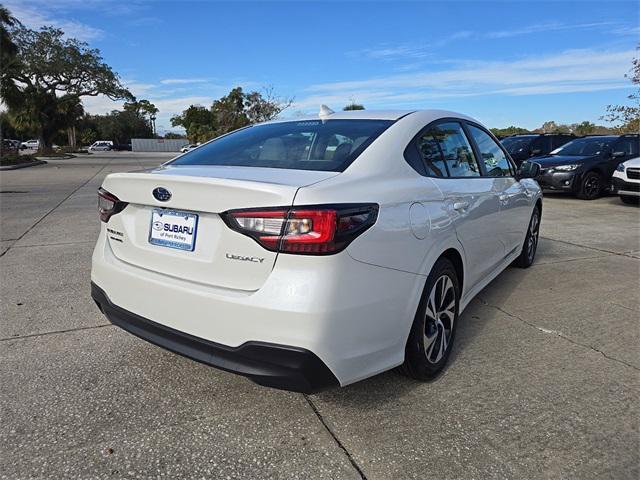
{"left": 152, "top": 187, "right": 171, "bottom": 202}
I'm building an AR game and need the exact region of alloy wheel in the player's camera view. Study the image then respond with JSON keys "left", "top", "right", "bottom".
{"left": 584, "top": 175, "right": 600, "bottom": 198}
{"left": 424, "top": 274, "right": 456, "bottom": 364}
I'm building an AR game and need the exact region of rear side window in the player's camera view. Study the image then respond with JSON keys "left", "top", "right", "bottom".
{"left": 416, "top": 130, "right": 448, "bottom": 177}
{"left": 532, "top": 136, "right": 551, "bottom": 154}
{"left": 614, "top": 137, "right": 640, "bottom": 156}
{"left": 169, "top": 120, "right": 393, "bottom": 172}
{"left": 414, "top": 122, "right": 480, "bottom": 177}
{"left": 501, "top": 137, "right": 533, "bottom": 154}
{"left": 552, "top": 136, "right": 572, "bottom": 150}
{"left": 467, "top": 125, "right": 513, "bottom": 177}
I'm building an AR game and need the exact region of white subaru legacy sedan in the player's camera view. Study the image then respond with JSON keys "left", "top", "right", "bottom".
{"left": 91, "top": 109, "right": 542, "bottom": 393}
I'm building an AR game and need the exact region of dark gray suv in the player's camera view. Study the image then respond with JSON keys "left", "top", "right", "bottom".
{"left": 502, "top": 134, "right": 575, "bottom": 166}
{"left": 531, "top": 134, "right": 640, "bottom": 199}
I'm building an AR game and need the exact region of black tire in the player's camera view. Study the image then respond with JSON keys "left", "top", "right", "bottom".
{"left": 514, "top": 206, "right": 541, "bottom": 268}
{"left": 399, "top": 257, "right": 460, "bottom": 380}
{"left": 620, "top": 195, "right": 640, "bottom": 205}
{"left": 577, "top": 171, "right": 603, "bottom": 200}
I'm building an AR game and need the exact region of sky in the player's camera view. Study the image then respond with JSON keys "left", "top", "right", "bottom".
{"left": 5, "top": 0, "right": 639, "bottom": 134}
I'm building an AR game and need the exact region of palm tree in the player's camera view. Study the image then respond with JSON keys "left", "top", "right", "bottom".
{"left": 0, "top": 5, "right": 19, "bottom": 54}
{"left": 0, "top": 5, "right": 20, "bottom": 155}
{"left": 57, "top": 97, "right": 85, "bottom": 149}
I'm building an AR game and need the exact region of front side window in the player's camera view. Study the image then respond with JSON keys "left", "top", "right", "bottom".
{"left": 468, "top": 125, "right": 513, "bottom": 177}
{"left": 169, "top": 119, "right": 393, "bottom": 172}
{"left": 437, "top": 123, "right": 480, "bottom": 177}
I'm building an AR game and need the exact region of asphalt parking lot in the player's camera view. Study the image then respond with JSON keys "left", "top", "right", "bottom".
{"left": 1, "top": 152, "right": 638, "bottom": 479}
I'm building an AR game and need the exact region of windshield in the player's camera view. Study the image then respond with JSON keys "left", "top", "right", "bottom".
{"left": 169, "top": 119, "right": 394, "bottom": 172}
{"left": 551, "top": 137, "right": 616, "bottom": 156}
{"left": 501, "top": 137, "right": 533, "bottom": 153}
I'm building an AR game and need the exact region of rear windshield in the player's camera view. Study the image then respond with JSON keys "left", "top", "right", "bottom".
{"left": 168, "top": 119, "right": 394, "bottom": 172}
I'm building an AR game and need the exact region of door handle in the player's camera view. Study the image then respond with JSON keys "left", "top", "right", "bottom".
{"left": 453, "top": 201, "right": 469, "bottom": 211}
{"left": 498, "top": 194, "right": 509, "bottom": 202}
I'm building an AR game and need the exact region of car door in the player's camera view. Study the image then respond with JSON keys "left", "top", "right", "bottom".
{"left": 412, "top": 121, "right": 504, "bottom": 288}
{"left": 465, "top": 123, "right": 531, "bottom": 256}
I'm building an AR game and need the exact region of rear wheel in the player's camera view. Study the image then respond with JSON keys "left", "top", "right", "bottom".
{"left": 514, "top": 206, "right": 541, "bottom": 268}
{"left": 620, "top": 195, "right": 640, "bottom": 205}
{"left": 577, "top": 171, "right": 603, "bottom": 200}
{"left": 400, "top": 258, "right": 459, "bottom": 380}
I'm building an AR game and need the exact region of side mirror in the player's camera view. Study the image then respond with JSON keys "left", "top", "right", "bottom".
{"left": 612, "top": 151, "right": 625, "bottom": 158}
{"left": 517, "top": 161, "right": 540, "bottom": 180}
{"left": 530, "top": 148, "right": 542, "bottom": 156}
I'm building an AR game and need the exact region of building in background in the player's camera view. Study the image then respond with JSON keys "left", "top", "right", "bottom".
{"left": 131, "top": 138, "right": 187, "bottom": 152}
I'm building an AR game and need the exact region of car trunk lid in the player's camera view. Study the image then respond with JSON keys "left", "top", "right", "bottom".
{"left": 101, "top": 165, "right": 338, "bottom": 291}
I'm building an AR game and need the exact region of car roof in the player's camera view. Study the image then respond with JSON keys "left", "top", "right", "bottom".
{"left": 505, "top": 134, "right": 574, "bottom": 138}
{"left": 582, "top": 135, "right": 618, "bottom": 139}
{"left": 263, "top": 108, "right": 491, "bottom": 126}
{"left": 265, "top": 109, "right": 414, "bottom": 124}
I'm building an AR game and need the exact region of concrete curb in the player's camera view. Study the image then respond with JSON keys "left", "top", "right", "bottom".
{"left": 35, "top": 154, "right": 76, "bottom": 160}
{"left": 0, "top": 160, "right": 48, "bottom": 171}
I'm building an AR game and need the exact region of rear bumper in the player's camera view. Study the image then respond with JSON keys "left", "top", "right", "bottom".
{"left": 91, "top": 228, "right": 423, "bottom": 388}
{"left": 612, "top": 176, "right": 640, "bottom": 196}
{"left": 92, "top": 282, "right": 339, "bottom": 393}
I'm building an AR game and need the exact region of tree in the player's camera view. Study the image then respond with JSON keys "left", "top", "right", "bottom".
{"left": 57, "top": 98, "right": 84, "bottom": 148}
{"left": 540, "top": 121, "right": 559, "bottom": 133}
{"left": 211, "top": 87, "right": 249, "bottom": 135}
{"left": 245, "top": 86, "right": 293, "bottom": 124}
{"left": 170, "top": 105, "right": 216, "bottom": 143}
{"left": 124, "top": 98, "right": 159, "bottom": 135}
{"left": 602, "top": 46, "right": 639, "bottom": 133}
{"left": 0, "top": 6, "right": 20, "bottom": 98}
{"left": 163, "top": 132, "right": 186, "bottom": 139}
{"left": 0, "top": 111, "right": 21, "bottom": 140}
{"left": 1, "top": 24, "right": 131, "bottom": 152}
{"left": 80, "top": 127, "right": 97, "bottom": 146}
{"left": 0, "top": 5, "right": 20, "bottom": 155}
{"left": 573, "top": 121, "right": 596, "bottom": 136}
{"left": 171, "top": 87, "right": 292, "bottom": 143}
{"left": 77, "top": 109, "right": 152, "bottom": 146}
{"left": 343, "top": 103, "right": 365, "bottom": 111}
{"left": 490, "top": 126, "right": 530, "bottom": 137}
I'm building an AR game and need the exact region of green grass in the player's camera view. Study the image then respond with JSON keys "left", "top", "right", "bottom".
{"left": 0, "top": 153, "right": 37, "bottom": 166}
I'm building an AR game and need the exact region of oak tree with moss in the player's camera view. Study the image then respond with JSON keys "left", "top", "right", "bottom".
{"left": 2, "top": 24, "right": 131, "bottom": 152}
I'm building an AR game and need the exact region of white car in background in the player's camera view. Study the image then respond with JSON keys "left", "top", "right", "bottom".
{"left": 180, "top": 143, "right": 200, "bottom": 153}
{"left": 91, "top": 108, "right": 542, "bottom": 393}
{"left": 612, "top": 156, "right": 640, "bottom": 204}
{"left": 20, "top": 139, "right": 39, "bottom": 150}
{"left": 89, "top": 141, "right": 113, "bottom": 151}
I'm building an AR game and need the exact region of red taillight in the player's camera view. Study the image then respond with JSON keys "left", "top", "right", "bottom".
{"left": 98, "top": 188, "right": 127, "bottom": 223}
{"left": 222, "top": 204, "right": 378, "bottom": 255}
